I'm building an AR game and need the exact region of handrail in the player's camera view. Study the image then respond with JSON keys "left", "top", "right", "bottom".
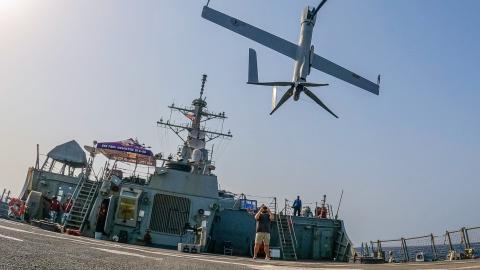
{"left": 277, "top": 214, "right": 286, "bottom": 245}
{"left": 287, "top": 214, "right": 298, "bottom": 247}
{"left": 369, "top": 224, "right": 480, "bottom": 263}
{"left": 62, "top": 173, "right": 85, "bottom": 226}
{"left": 79, "top": 180, "right": 100, "bottom": 231}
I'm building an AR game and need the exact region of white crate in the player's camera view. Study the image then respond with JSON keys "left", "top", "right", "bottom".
{"left": 270, "top": 248, "right": 281, "bottom": 258}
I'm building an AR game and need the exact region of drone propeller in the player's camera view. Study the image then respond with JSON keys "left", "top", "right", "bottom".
{"left": 311, "top": 0, "right": 328, "bottom": 18}
{"left": 300, "top": 82, "right": 329, "bottom": 87}
{"left": 303, "top": 88, "right": 338, "bottom": 118}
{"left": 270, "top": 86, "right": 294, "bottom": 115}
{"left": 272, "top": 86, "right": 277, "bottom": 110}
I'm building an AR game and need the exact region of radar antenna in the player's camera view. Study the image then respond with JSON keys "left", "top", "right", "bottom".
{"left": 156, "top": 74, "right": 232, "bottom": 174}
{"left": 200, "top": 74, "right": 207, "bottom": 99}
{"left": 311, "top": 0, "right": 328, "bottom": 18}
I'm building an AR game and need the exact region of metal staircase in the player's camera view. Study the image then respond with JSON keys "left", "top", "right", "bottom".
{"left": 64, "top": 177, "right": 100, "bottom": 231}
{"left": 277, "top": 214, "right": 298, "bottom": 260}
{"left": 333, "top": 226, "right": 352, "bottom": 262}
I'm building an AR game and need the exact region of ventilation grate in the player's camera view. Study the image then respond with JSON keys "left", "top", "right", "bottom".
{"left": 150, "top": 194, "right": 191, "bottom": 235}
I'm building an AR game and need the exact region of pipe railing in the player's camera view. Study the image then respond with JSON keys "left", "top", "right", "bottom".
{"left": 365, "top": 225, "right": 480, "bottom": 263}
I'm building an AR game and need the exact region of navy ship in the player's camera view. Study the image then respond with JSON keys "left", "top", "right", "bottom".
{"left": 15, "top": 75, "right": 353, "bottom": 261}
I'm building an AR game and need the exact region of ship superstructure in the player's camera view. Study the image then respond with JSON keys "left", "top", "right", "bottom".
{"left": 13, "top": 75, "right": 353, "bottom": 261}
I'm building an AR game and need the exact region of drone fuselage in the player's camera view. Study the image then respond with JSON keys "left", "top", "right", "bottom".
{"left": 201, "top": 1, "right": 379, "bottom": 117}
{"left": 292, "top": 7, "right": 317, "bottom": 85}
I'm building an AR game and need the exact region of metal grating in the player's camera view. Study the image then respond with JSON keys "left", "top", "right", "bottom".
{"left": 150, "top": 193, "right": 190, "bottom": 235}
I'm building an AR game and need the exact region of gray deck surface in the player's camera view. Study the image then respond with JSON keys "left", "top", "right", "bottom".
{"left": 0, "top": 218, "right": 479, "bottom": 270}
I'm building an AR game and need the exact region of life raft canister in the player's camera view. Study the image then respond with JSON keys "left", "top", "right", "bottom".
{"left": 8, "top": 198, "right": 25, "bottom": 217}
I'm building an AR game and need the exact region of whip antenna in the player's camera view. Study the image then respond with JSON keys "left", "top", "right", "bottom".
{"left": 312, "top": 0, "right": 328, "bottom": 18}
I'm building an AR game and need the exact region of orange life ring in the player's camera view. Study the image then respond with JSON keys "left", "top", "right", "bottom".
{"left": 8, "top": 198, "right": 25, "bottom": 217}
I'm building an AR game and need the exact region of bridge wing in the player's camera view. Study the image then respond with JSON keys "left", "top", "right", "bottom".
{"left": 202, "top": 6, "right": 299, "bottom": 60}
{"left": 311, "top": 54, "right": 379, "bottom": 95}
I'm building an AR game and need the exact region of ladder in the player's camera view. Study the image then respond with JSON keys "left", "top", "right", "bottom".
{"left": 333, "top": 230, "right": 352, "bottom": 262}
{"left": 64, "top": 177, "right": 100, "bottom": 231}
{"left": 277, "top": 214, "right": 298, "bottom": 260}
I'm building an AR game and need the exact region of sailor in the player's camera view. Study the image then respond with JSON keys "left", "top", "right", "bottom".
{"left": 49, "top": 196, "right": 61, "bottom": 223}
{"left": 144, "top": 229, "right": 152, "bottom": 246}
{"left": 95, "top": 201, "right": 108, "bottom": 236}
{"left": 41, "top": 193, "right": 52, "bottom": 219}
{"left": 292, "top": 196, "right": 302, "bottom": 216}
{"left": 253, "top": 205, "right": 274, "bottom": 260}
{"left": 62, "top": 195, "right": 73, "bottom": 224}
{"left": 388, "top": 251, "right": 395, "bottom": 263}
{"left": 303, "top": 206, "right": 313, "bottom": 217}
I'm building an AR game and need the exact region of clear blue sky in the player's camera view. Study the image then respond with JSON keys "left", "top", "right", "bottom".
{"left": 0, "top": 0, "right": 479, "bottom": 244}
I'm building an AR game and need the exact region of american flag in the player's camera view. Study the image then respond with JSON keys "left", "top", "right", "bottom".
{"left": 184, "top": 112, "right": 195, "bottom": 121}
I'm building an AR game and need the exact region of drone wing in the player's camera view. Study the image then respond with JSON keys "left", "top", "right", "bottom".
{"left": 202, "top": 6, "right": 298, "bottom": 60}
{"left": 311, "top": 54, "right": 379, "bottom": 95}
{"left": 202, "top": 5, "right": 380, "bottom": 95}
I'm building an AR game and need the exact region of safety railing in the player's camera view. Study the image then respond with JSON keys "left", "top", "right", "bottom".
{"left": 282, "top": 198, "right": 334, "bottom": 219}
{"left": 363, "top": 225, "right": 480, "bottom": 263}
{"left": 0, "top": 188, "right": 11, "bottom": 217}
{"left": 287, "top": 213, "right": 298, "bottom": 247}
{"left": 230, "top": 193, "right": 277, "bottom": 214}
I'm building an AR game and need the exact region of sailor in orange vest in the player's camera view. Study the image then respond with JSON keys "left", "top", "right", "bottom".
{"left": 62, "top": 195, "right": 73, "bottom": 224}
{"left": 49, "top": 196, "right": 61, "bottom": 223}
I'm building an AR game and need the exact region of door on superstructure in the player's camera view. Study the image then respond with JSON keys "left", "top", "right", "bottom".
{"left": 56, "top": 184, "right": 74, "bottom": 203}
{"left": 320, "top": 230, "right": 334, "bottom": 259}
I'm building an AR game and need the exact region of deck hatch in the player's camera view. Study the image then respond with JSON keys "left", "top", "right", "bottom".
{"left": 150, "top": 194, "right": 190, "bottom": 235}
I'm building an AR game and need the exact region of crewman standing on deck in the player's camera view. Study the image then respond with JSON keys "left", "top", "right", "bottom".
{"left": 292, "top": 196, "right": 302, "bottom": 216}
{"left": 49, "top": 196, "right": 61, "bottom": 223}
{"left": 62, "top": 195, "right": 73, "bottom": 224}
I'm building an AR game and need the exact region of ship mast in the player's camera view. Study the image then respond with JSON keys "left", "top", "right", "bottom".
{"left": 157, "top": 75, "right": 232, "bottom": 174}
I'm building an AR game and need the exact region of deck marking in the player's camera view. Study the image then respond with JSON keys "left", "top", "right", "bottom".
{"left": 0, "top": 233, "right": 23, "bottom": 242}
{"left": 2, "top": 221, "right": 480, "bottom": 270}
{"left": 423, "top": 267, "right": 480, "bottom": 270}
{"left": 0, "top": 224, "right": 30, "bottom": 233}
{"left": 92, "top": 247, "right": 163, "bottom": 261}
{"left": 250, "top": 266, "right": 361, "bottom": 270}
{"left": 0, "top": 223, "right": 274, "bottom": 269}
{"left": 394, "top": 261, "right": 473, "bottom": 267}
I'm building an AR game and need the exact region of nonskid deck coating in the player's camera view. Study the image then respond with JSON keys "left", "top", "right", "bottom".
{"left": 0, "top": 219, "right": 479, "bottom": 270}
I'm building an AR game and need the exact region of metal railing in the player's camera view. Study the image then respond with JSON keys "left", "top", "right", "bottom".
{"left": 286, "top": 212, "right": 298, "bottom": 247}
{"left": 282, "top": 199, "right": 333, "bottom": 219}
{"left": 364, "top": 225, "right": 480, "bottom": 262}
{"left": 0, "top": 188, "right": 11, "bottom": 217}
{"left": 231, "top": 193, "right": 277, "bottom": 214}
